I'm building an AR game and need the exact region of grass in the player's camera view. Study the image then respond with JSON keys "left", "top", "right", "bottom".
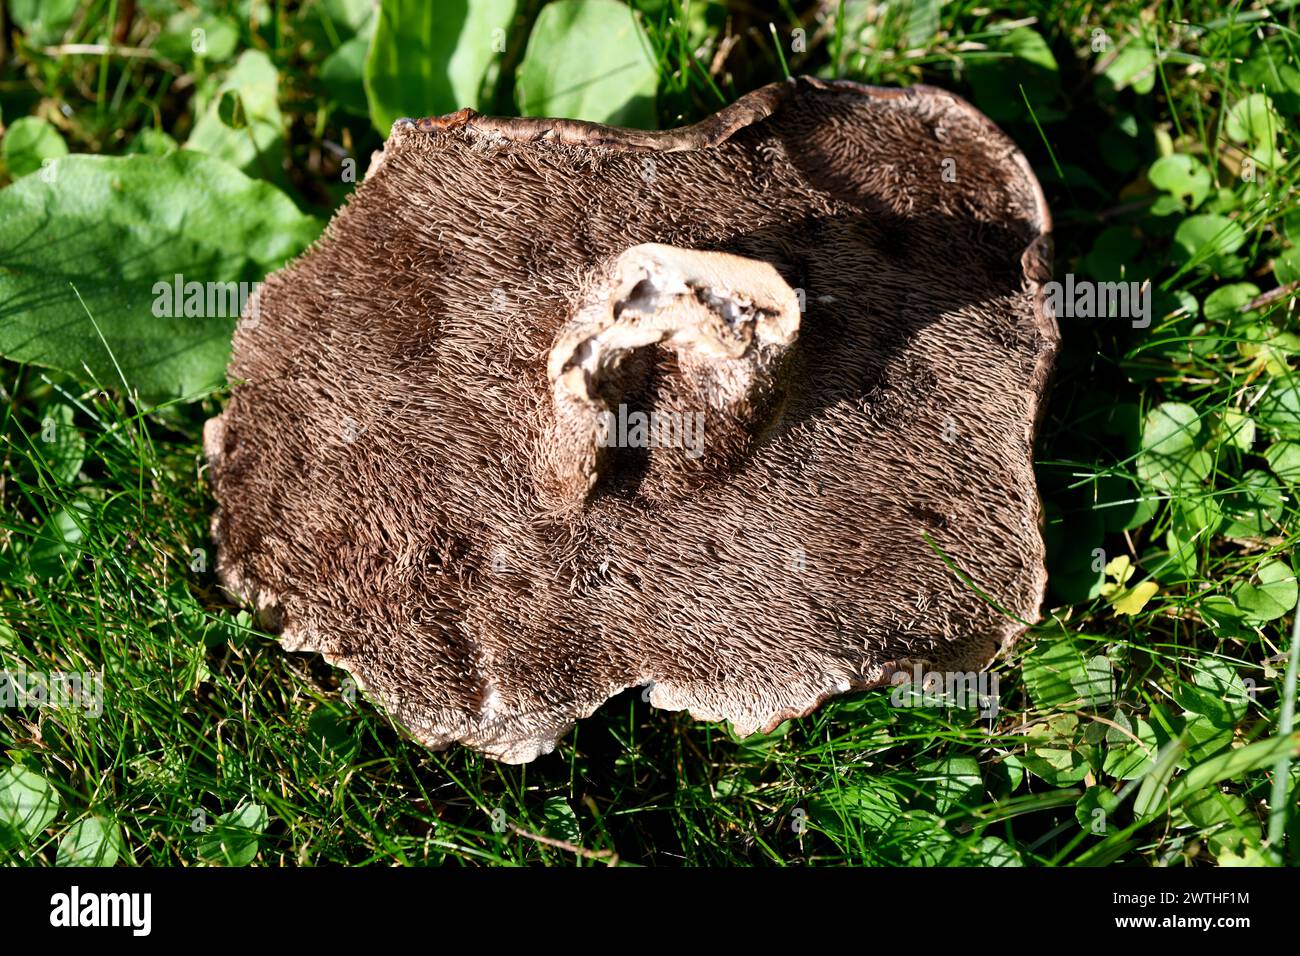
{"left": 1, "top": 0, "right": 1298, "bottom": 866}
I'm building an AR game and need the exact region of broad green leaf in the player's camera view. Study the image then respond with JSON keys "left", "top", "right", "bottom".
{"left": 28, "top": 496, "right": 93, "bottom": 576}
{"left": 155, "top": 10, "right": 240, "bottom": 64}
{"left": 1218, "top": 844, "right": 1279, "bottom": 866}
{"left": 1093, "top": 472, "right": 1158, "bottom": 533}
{"left": 1181, "top": 713, "right": 1236, "bottom": 765}
{"left": 890, "top": 810, "right": 957, "bottom": 865}
{"left": 915, "top": 756, "right": 982, "bottom": 813}
{"left": 186, "top": 50, "right": 283, "bottom": 177}
{"left": 306, "top": 704, "right": 361, "bottom": 758}
{"left": 1225, "top": 94, "right": 1281, "bottom": 146}
{"left": 516, "top": 0, "right": 658, "bottom": 128}
{"left": 1176, "top": 657, "right": 1252, "bottom": 725}
{"left": 1264, "top": 440, "right": 1300, "bottom": 484}
{"left": 1172, "top": 496, "right": 1222, "bottom": 537}
{"left": 127, "top": 128, "right": 179, "bottom": 156}
{"left": 8, "top": 0, "right": 79, "bottom": 45}
{"left": 1172, "top": 214, "right": 1246, "bottom": 270}
{"left": 991, "top": 755, "right": 1025, "bottom": 794}
{"left": 33, "top": 403, "right": 84, "bottom": 484}
{"left": 1022, "top": 641, "right": 1114, "bottom": 715}
{"left": 316, "top": 0, "right": 378, "bottom": 116}
{"left": 1258, "top": 382, "right": 1300, "bottom": 438}
{"left": 904, "top": 0, "right": 940, "bottom": 47}
{"left": 1202, "top": 283, "right": 1259, "bottom": 324}
{"left": 1203, "top": 183, "right": 1247, "bottom": 215}
{"left": 1137, "top": 447, "right": 1210, "bottom": 491}
{"left": 1238, "top": 324, "right": 1291, "bottom": 371}
{"left": 1159, "top": 527, "right": 1200, "bottom": 581}
{"left": 57, "top": 816, "right": 124, "bottom": 867}
{"left": 1102, "top": 37, "right": 1156, "bottom": 94}
{"left": 1285, "top": 205, "right": 1300, "bottom": 242}
{"left": 1141, "top": 402, "right": 1200, "bottom": 454}
{"left": 1178, "top": 786, "right": 1249, "bottom": 830}
{"left": 1077, "top": 655, "right": 1116, "bottom": 706}
{"left": 540, "top": 796, "right": 580, "bottom": 844}
{"left": 364, "top": 0, "right": 518, "bottom": 135}
{"left": 1221, "top": 469, "right": 1285, "bottom": 538}
{"left": 1239, "top": 48, "right": 1300, "bottom": 104}
{"left": 967, "top": 835, "right": 1022, "bottom": 866}
{"left": 1232, "top": 559, "right": 1298, "bottom": 623}
{"left": 1150, "top": 193, "right": 1183, "bottom": 217}
{"left": 1148, "top": 154, "right": 1211, "bottom": 209}
{"left": 1176, "top": 788, "right": 1259, "bottom": 858}
{"left": 0, "top": 765, "right": 60, "bottom": 845}
{"left": 318, "top": 0, "right": 376, "bottom": 35}
{"left": 2, "top": 116, "right": 68, "bottom": 179}
{"left": 1274, "top": 247, "right": 1300, "bottom": 286}
{"left": 1049, "top": 558, "right": 1106, "bottom": 602}
{"left": 807, "top": 784, "right": 901, "bottom": 834}
{"left": 1100, "top": 400, "right": 1144, "bottom": 450}
{"left": 1167, "top": 734, "right": 1300, "bottom": 807}
{"left": 197, "top": 803, "right": 267, "bottom": 866}
{"left": 0, "top": 151, "right": 321, "bottom": 402}
{"left": 1136, "top": 403, "right": 1209, "bottom": 491}
{"left": 322, "top": 35, "right": 375, "bottom": 116}
{"left": 1239, "top": 140, "right": 1282, "bottom": 172}
{"left": 1198, "top": 594, "right": 1251, "bottom": 639}
{"left": 1076, "top": 786, "right": 1119, "bottom": 832}
{"left": 1216, "top": 409, "right": 1256, "bottom": 451}
{"left": 731, "top": 718, "right": 791, "bottom": 749}
{"left": 1103, "top": 717, "right": 1159, "bottom": 779}
{"left": 713, "top": 774, "right": 756, "bottom": 798}
{"left": 1021, "top": 742, "right": 1091, "bottom": 786}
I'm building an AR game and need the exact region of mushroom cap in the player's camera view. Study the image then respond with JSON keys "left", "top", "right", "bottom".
{"left": 204, "top": 77, "right": 1057, "bottom": 763}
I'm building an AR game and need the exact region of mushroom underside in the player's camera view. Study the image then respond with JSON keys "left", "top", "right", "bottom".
{"left": 204, "top": 77, "right": 1057, "bottom": 763}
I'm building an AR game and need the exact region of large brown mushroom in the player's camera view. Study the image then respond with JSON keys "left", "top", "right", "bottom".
{"left": 203, "top": 77, "right": 1057, "bottom": 763}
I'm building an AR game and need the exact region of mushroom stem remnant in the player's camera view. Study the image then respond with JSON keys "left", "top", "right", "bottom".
{"left": 540, "top": 244, "right": 802, "bottom": 508}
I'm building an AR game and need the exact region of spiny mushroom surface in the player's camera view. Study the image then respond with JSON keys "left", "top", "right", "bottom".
{"left": 204, "top": 76, "right": 1057, "bottom": 763}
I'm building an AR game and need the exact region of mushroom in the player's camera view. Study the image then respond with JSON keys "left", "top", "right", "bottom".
{"left": 203, "top": 77, "right": 1057, "bottom": 763}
